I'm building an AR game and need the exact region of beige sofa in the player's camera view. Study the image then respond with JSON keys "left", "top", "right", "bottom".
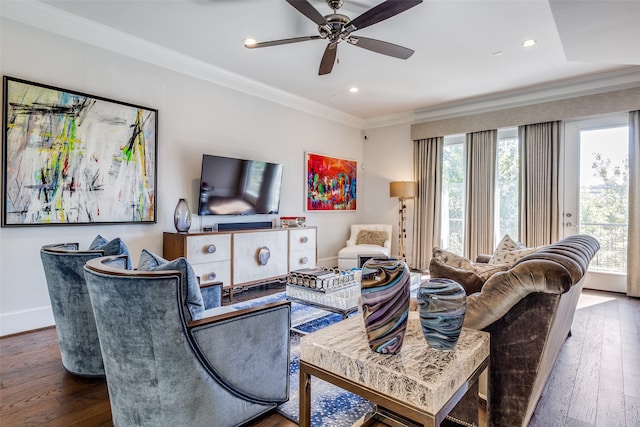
{"left": 429, "top": 234, "right": 600, "bottom": 427}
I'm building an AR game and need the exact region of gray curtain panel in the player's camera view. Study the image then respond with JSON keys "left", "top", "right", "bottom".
{"left": 464, "top": 130, "right": 497, "bottom": 261}
{"left": 518, "top": 121, "right": 561, "bottom": 247}
{"left": 628, "top": 110, "right": 640, "bottom": 297}
{"left": 413, "top": 137, "right": 443, "bottom": 270}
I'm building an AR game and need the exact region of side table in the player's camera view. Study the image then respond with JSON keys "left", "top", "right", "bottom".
{"left": 299, "top": 312, "right": 489, "bottom": 427}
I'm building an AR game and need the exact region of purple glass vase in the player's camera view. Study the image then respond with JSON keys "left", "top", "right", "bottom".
{"left": 360, "top": 258, "right": 410, "bottom": 354}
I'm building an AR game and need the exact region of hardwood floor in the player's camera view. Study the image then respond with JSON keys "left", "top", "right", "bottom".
{"left": 530, "top": 289, "right": 640, "bottom": 427}
{"left": 1, "top": 289, "right": 637, "bottom": 426}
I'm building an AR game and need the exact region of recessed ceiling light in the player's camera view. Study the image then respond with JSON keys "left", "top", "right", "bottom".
{"left": 243, "top": 38, "right": 257, "bottom": 47}
{"left": 521, "top": 39, "right": 537, "bottom": 48}
{"left": 349, "top": 87, "right": 359, "bottom": 93}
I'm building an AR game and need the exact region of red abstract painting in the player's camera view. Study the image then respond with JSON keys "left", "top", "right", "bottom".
{"left": 306, "top": 152, "right": 357, "bottom": 211}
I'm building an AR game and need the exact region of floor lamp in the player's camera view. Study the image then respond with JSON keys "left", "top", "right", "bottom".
{"left": 389, "top": 181, "right": 417, "bottom": 263}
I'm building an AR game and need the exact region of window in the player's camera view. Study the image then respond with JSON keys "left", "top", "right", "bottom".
{"left": 441, "top": 135, "right": 465, "bottom": 255}
{"left": 495, "top": 128, "right": 520, "bottom": 243}
{"left": 440, "top": 130, "right": 520, "bottom": 255}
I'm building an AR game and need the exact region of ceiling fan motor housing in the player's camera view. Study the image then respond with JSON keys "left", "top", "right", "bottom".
{"left": 319, "top": 13, "right": 350, "bottom": 40}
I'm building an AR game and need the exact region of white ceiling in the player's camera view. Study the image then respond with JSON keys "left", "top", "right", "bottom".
{"left": 4, "top": 0, "right": 640, "bottom": 125}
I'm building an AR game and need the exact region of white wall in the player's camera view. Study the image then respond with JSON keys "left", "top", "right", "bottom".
{"left": 361, "top": 124, "right": 415, "bottom": 265}
{"left": 0, "top": 19, "right": 366, "bottom": 335}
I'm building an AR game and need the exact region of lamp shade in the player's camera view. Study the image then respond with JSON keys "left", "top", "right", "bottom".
{"left": 390, "top": 181, "right": 417, "bottom": 198}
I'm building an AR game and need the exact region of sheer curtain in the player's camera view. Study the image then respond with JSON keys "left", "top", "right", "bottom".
{"left": 464, "top": 130, "right": 497, "bottom": 261}
{"left": 518, "top": 121, "right": 561, "bottom": 247}
{"left": 628, "top": 111, "right": 639, "bottom": 297}
{"left": 412, "top": 137, "right": 443, "bottom": 270}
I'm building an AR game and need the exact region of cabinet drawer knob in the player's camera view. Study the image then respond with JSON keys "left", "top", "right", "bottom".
{"left": 300, "top": 236, "right": 309, "bottom": 243}
{"left": 207, "top": 272, "right": 217, "bottom": 281}
{"left": 207, "top": 244, "right": 217, "bottom": 254}
{"left": 257, "top": 246, "right": 271, "bottom": 266}
{"left": 300, "top": 257, "right": 308, "bottom": 265}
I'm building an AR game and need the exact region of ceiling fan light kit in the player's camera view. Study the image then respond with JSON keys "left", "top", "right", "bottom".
{"left": 245, "top": 0, "right": 423, "bottom": 75}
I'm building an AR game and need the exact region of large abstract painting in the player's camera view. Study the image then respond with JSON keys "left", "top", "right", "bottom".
{"left": 306, "top": 152, "right": 357, "bottom": 211}
{"left": 2, "top": 77, "right": 157, "bottom": 226}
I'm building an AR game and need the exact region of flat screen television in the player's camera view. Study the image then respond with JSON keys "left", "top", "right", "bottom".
{"left": 198, "top": 154, "right": 284, "bottom": 216}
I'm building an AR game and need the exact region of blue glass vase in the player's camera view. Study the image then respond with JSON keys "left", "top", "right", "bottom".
{"left": 360, "top": 258, "right": 410, "bottom": 354}
{"left": 417, "top": 278, "right": 466, "bottom": 351}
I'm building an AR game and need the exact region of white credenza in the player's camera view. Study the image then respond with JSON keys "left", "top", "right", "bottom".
{"left": 163, "top": 227, "right": 317, "bottom": 301}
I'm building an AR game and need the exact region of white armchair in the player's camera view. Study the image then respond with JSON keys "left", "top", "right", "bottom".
{"left": 337, "top": 224, "right": 392, "bottom": 270}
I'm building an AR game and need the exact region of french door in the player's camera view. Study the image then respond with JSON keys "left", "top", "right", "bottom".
{"left": 563, "top": 114, "right": 629, "bottom": 293}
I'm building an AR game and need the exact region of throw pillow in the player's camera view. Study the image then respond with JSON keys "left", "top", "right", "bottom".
{"left": 89, "top": 235, "right": 132, "bottom": 269}
{"left": 493, "top": 234, "right": 526, "bottom": 253}
{"left": 356, "top": 230, "right": 388, "bottom": 246}
{"left": 491, "top": 246, "right": 539, "bottom": 265}
{"left": 489, "top": 234, "right": 526, "bottom": 265}
{"left": 469, "top": 262, "right": 511, "bottom": 281}
{"left": 432, "top": 248, "right": 474, "bottom": 269}
{"left": 138, "top": 249, "right": 205, "bottom": 321}
{"left": 430, "top": 248, "right": 510, "bottom": 294}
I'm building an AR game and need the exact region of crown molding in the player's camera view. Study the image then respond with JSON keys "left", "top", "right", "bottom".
{"left": 4, "top": 1, "right": 638, "bottom": 132}
{"left": 0, "top": 0, "right": 364, "bottom": 129}
{"left": 363, "top": 67, "right": 640, "bottom": 130}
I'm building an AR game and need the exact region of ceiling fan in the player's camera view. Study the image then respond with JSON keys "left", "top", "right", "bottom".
{"left": 244, "top": 0, "right": 423, "bottom": 75}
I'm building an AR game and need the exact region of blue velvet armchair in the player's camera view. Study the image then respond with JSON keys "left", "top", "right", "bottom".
{"left": 40, "top": 243, "right": 112, "bottom": 377}
{"left": 83, "top": 255, "right": 291, "bottom": 427}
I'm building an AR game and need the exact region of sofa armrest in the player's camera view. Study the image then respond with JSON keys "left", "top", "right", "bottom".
{"left": 187, "top": 301, "right": 291, "bottom": 403}
{"left": 346, "top": 239, "right": 355, "bottom": 246}
{"left": 475, "top": 254, "right": 492, "bottom": 263}
{"left": 464, "top": 260, "right": 573, "bottom": 330}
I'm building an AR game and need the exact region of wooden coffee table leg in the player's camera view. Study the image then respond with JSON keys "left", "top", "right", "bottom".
{"left": 299, "top": 361, "right": 312, "bottom": 427}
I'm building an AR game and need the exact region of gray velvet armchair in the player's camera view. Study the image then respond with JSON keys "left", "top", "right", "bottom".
{"left": 83, "top": 255, "right": 291, "bottom": 427}
{"left": 40, "top": 242, "right": 116, "bottom": 377}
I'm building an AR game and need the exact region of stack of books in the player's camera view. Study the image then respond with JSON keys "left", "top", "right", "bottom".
{"left": 287, "top": 267, "right": 357, "bottom": 292}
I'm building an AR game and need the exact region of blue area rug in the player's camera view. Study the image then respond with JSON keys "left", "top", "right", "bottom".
{"left": 232, "top": 292, "right": 375, "bottom": 426}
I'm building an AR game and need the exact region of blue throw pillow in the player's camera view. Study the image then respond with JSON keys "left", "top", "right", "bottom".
{"left": 138, "top": 249, "right": 205, "bottom": 321}
{"left": 89, "top": 235, "right": 132, "bottom": 269}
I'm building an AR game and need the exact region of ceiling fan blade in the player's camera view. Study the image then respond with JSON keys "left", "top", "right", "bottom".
{"left": 319, "top": 43, "right": 338, "bottom": 75}
{"left": 347, "top": 36, "right": 414, "bottom": 59}
{"left": 343, "top": 0, "right": 423, "bottom": 33}
{"left": 245, "top": 35, "right": 321, "bottom": 49}
{"left": 286, "top": 0, "right": 329, "bottom": 27}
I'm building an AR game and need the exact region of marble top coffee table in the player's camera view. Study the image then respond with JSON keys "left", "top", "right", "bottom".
{"left": 299, "top": 312, "right": 489, "bottom": 427}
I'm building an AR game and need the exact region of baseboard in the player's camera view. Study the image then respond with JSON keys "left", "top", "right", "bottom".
{"left": 317, "top": 256, "right": 338, "bottom": 269}
{"left": 0, "top": 305, "right": 54, "bottom": 337}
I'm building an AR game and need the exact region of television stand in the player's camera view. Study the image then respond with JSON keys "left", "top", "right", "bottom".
{"left": 163, "top": 227, "right": 316, "bottom": 302}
